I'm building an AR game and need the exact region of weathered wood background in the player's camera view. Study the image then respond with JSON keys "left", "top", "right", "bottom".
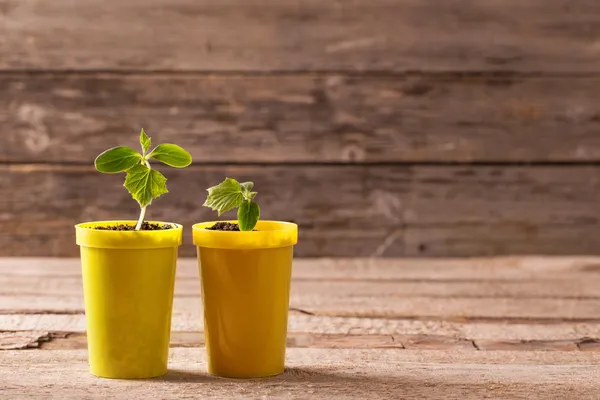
{"left": 2, "top": 0, "right": 600, "bottom": 257}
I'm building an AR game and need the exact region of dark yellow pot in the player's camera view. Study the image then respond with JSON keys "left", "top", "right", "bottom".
{"left": 192, "top": 221, "right": 298, "bottom": 378}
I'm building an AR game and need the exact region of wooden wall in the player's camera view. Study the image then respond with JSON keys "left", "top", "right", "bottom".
{"left": 2, "top": 0, "right": 600, "bottom": 257}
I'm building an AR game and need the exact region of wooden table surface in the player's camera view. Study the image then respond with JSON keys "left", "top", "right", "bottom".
{"left": 2, "top": 257, "right": 600, "bottom": 398}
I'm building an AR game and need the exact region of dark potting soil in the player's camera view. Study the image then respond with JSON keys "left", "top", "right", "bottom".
{"left": 93, "top": 222, "right": 173, "bottom": 231}
{"left": 206, "top": 222, "right": 257, "bottom": 231}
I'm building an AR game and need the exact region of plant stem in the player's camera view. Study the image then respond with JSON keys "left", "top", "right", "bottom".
{"left": 134, "top": 159, "right": 152, "bottom": 231}
{"left": 135, "top": 206, "right": 147, "bottom": 231}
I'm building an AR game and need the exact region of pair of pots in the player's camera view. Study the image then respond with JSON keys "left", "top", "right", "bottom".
{"left": 75, "top": 220, "right": 298, "bottom": 379}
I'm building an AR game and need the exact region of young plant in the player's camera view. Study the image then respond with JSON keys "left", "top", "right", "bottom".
{"left": 203, "top": 178, "right": 260, "bottom": 231}
{"left": 94, "top": 129, "right": 192, "bottom": 230}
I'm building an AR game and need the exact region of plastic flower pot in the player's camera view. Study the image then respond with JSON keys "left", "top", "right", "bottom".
{"left": 75, "top": 221, "right": 183, "bottom": 379}
{"left": 192, "top": 220, "right": 298, "bottom": 378}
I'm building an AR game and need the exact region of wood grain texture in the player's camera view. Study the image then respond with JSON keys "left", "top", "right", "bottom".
{"left": 578, "top": 338, "right": 600, "bottom": 352}
{"left": 4, "top": 257, "right": 600, "bottom": 279}
{"left": 3, "top": 74, "right": 600, "bottom": 163}
{"left": 2, "top": 165, "right": 600, "bottom": 257}
{"left": 2, "top": 0, "right": 600, "bottom": 72}
{"left": 38, "top": 332, "right": 407, "bottom": 351}
{"left": 5, "top": 271, "right": 600, "bottom": 299}
{"left": 4, "top": 257, "right": 600, "bottom": 397}
{"left": 5, "top": 257, "right": 600, "bottom": 299}
{"left": 7, "top": 290, "right": 600, "bottom": 321}
{"left": 4, "top": 257, "right": 600, "bottom": 320}
{"left": 7, "top": 312, "right": 600, "bottom": 342}
{"left": 31, "top": 332, "right": 600, "bottom": 352}
{"left": 2, "top": 258, "right": 600, "bottom": 343}
{"left": 475, "top": 339, "right": 579, "bottom": 352}
{"left": 0, "top": 331, "right": 50, "bottom": 350}
{"left": 3, "top": 348, "right": 600, "bottom": 399}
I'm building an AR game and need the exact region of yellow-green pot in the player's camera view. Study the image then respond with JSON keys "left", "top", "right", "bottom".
{"left": 75, "top": 221, "right": 183, "bottom": 379}
{"left": 192, "top": 220, "right": 298, "bottom": 378}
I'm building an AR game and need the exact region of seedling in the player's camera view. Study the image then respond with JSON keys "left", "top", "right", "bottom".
{"left": 94, "top": 129, "right": 192, "bottom": 230}
{"left": 203, "top": 178, "right": 260, "bottom": 231}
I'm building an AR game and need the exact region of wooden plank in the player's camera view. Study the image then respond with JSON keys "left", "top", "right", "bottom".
{"left": 578, "top": 338, "right": 600, "bottom": 352}
{"left": 4, "top": 256, "right": 600, "bottom": 299}
{"left": 31, "top": 331, "right": 591, "bottom": 352}
{"left": 0, "top": 331, "right": 50, "bottom": 350}
{"left": 287, "top": 257, "right": 600, "bottom": 281}
{"left": 475, "top": 339, "right": 579, "bottom": 352}
{"left": 3, "top": 257, "right": 600, "bottom": 280}
{"left": 39, "top": 331, "right": 406, "bottom": 351}
{"left": 4, "top": 313, "right": 600, "bottom": 342}
{"left": 2, "top": 348, "right": 600, "bottom": 399}
{"left": 2, "top": 165, "right": 600, "bottom": 257}
{"left": 4, "top": 292, "right": 600, "bottom": 321}
{"left": 398, "top": 335, "right": 475, "bottom": 351}
{"left": 288, "top": 333, "right": 404, "bottom": 350}
{"left": 3, "top": 259, "right": 600, "bottom": 321}
{"left": 3, "top": 74, "right": 600, "bottom": 163}
{"left": 5, "top": 272, "right": 600, "bottom": 299}
{"left": 2, "top": 1, "right": 600, "bottom": 72}
{"left": 3, "top": 257, "right": 600, "bottom": 343}
{"left": 6, "top": 346, "right": 600, "bottom": 366}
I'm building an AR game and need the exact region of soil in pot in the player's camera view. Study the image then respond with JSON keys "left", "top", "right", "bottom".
{"left": 206, "top": 222, "right": 259, "bottom": 231}
{"left": 92, "top": 222, "right": 174, "bottom": 231}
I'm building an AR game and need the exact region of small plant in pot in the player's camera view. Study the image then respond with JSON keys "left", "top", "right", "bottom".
{"left": 193, "top": 178, "right": 298, "bottom": 378}
{"left": 75, "top": 129, "right": 191, "bottom": 379}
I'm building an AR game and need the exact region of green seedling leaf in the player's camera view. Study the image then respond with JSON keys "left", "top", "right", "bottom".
{"left": 95, "top": 146, "right": 142, "bottom": 174}
{"left": 238, "top": 200, "right": 260, "bottom": 231}
{"left": 95, "top": 129, "right": 191, "bottom": 230}
{"left": 203, "top": 178, "right": 244, "bottom": 216}
{"left": 240, "top": 181, "right": 254, "bottom": 192}
{"left": 148, "top": 144, "right": 192, "bottom": 168}
{"left": 124, "top": 164, "right": 168, "bottom": 208}
{"left": 140, "top": 128, "right": 151, "bottom": 154}
{"left": 241, "top": 182, "right": 257, "bottom": 199}
{"left": 203, "top": 177, "right": 261, "bottom": 229}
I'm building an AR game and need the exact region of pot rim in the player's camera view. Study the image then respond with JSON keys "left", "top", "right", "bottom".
{"left": 75, "top": 220, "right": 183, "bottom": 249}
{"left": 192, "top": 220, "right": 297, "bottom": 250}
